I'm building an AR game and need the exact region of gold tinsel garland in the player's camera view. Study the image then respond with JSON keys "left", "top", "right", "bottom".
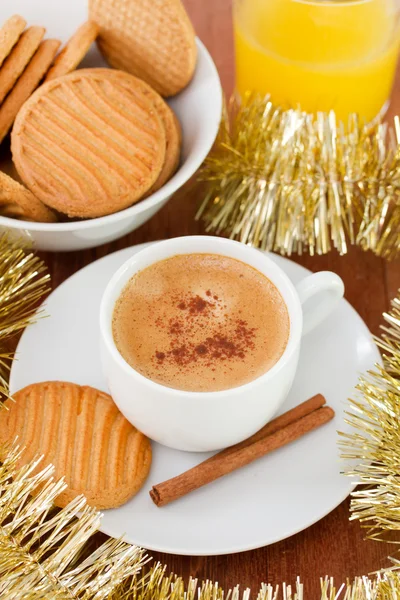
{"left": 2, "top": 233, "right": 400, "bottom": 597}
{"left": 197, "top": 94, "right": 400, "bottom": 259}
{"left": 0, "top": 445, "right": 148, "bottom": 598}
{"left": 0, "top": 233, "right": 50, "bottom": 400}
{"left": 340, "top": 292, "right": 400, "bottom": 541}
{"left": 2, "top": 445, "right": 400, "bottom": 600}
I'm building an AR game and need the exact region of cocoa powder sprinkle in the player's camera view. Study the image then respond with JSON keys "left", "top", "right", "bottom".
{"left": 154, "top": 292, "right": 257, "bottom": 369}
{"left": 195, "top": 344, "right": 208, "bottom": 355}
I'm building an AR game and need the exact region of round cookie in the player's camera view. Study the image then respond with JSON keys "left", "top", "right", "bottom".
{"left": 0, "top": 39, "right": 61, "bottom": 143}
{"left": 0, "top": 26, "right": 45, "bottom": 104}
{"left": 149, "top": 110, "right": 181, "bottom": 194}
{"left": 0, "top": 171, "right": 57, "bottom": 222}
{"left": 80, "top": 68, "right": 181, "bottom": 193}
{"left": 11, "top": 69, "right": 166, "bottom": 218}
{"left": 89, "top": 0, "right": 197, "bottom": 97}
{"left": 44, "top": 21, "right": 99, "bottom": 82}
{"left": 0, "top": 15, "right": 26, "bottom": 68}
{"left": 118, "top": 73, "right": 181, "bottom": 192}
{"left": 0, "top": 381, "right": 152, "bottom": 509}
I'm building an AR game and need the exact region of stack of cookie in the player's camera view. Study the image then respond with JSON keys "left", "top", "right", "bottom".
{"left": 0, "top": 16, "right": 100, "bottom": 221}
{"left": 0, "top": 0, "right": 197, "bottom": 224}
{"left": 0, "top": 17, "right": 99, "bottom": 146}
{"left": 11, "top": 69, "right": 183, "bottom": 219}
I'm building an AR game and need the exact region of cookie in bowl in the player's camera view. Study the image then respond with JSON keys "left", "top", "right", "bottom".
{"left": 11, "top": 69, "right": 168, "bottom": 218}
{"left": 0, "top": 9, "right": 221, "bottom": 251}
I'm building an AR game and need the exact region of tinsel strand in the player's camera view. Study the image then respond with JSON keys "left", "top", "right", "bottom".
{"left": 339, "top": 292, "right": 400, "bottom": 540}
{"left": 0, "top": 233, "right": 50, "bottom": 400}
{"left": 197, "top": 94, "right": 400, "bottom": 258}
{"left": 0, "top": 444, "right": 147, "bottom": 599}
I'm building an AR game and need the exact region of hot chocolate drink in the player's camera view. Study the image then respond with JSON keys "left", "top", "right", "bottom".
{"left": 112, "top": 253, "right": 290, "bottom": 392}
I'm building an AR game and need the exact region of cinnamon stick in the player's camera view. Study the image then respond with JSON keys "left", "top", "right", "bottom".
{"left": 202, "top": 393, "right": 326, "bottom": 464}
{"left": 150, "top": 401, "right": 334, "bottom": 507}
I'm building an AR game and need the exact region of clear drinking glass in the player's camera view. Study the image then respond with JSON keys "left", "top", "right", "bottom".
{"left": 233, "top": 0, "right": 400, "bottom": 122}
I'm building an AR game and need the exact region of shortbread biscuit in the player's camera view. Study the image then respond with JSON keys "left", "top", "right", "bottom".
{"left": 45, "top": 21, "right": 99, "bottom": 82}
{"left": 0, "top": 203, "right": 26, "bottom": 219}
{"left": 0, "top": 39, "right": 61, "bottom": 143}
{"left": 0, "top": 381, "right": 152, "bottom": 509}
{"left": 11, "top": 69, "right": 166, "bottom": 218}
{"left": 80, "top": 68, "right": 181, "bottom": 192}
{"left": 0, "top": 15, "right": 26, "bottom": 69}
{"left": 0, "top": 26, "right": 45, "bottom": 104}
{"left": 89, "top": 0, "right": 197, "bottom": 97}
{"left": 0, "top": 171, "right": 57, "bottom": 222}
{"left": 112, "top": 71, "right": 181, "bottom": 192}
{"left": 149, "top": 108, "right": 181, "bottom": 193}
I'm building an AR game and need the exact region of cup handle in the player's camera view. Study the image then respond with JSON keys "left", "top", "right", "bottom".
{"left": 295, "top": 271, "right": 344, "bottom": 336}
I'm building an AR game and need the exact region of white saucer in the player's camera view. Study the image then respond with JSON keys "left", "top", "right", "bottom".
{"left": 10, "top": 244, "right": 380, "bottom": 556}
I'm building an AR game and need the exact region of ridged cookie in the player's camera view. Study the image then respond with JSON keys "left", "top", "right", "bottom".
{"left": 0, "top": 39, "right": 61, "bottom": 143}
{"left": 0, "top": 171, "right": 57, "bottom": 222}
{"left": 0, "top": 15, "right": 26, "bottom": 68}
{"left": 0, "top": 381, "right": 152, "bottom": 509}
{"left": 89, "top": 0, "right": 197, "bottom": 97}
{"left": 45, "top": 21, "right": 99, "bottom": 82}
{"left": 11, "top": 69, "right": 166, "bottom": 218}
{"left": 108, "top": 70, "right": 181, "bottom": 192}
{"left": 149, "top": 108, "right": 181, "bottom": 193}
{"left": 79, "top": 68, "right": 181, "bottom": 193}
{"left": 0, "top": 26, "right": 46, "bottom": 104}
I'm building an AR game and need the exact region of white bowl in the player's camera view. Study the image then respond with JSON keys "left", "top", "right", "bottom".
{"left": 0, "top": 39, "right": 222, "bottom": 251}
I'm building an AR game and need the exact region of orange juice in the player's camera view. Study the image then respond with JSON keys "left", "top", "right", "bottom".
{"left": 234, "top": 0, "right": 400, "bottom": 122}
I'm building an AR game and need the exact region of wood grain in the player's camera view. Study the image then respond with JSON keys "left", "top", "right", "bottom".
{"left": 12, "top": 0, "right": 400, "bottom": 595}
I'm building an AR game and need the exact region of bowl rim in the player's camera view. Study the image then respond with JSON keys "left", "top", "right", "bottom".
{"left": 0, "top": 38, "right": 222, "bottom": 233}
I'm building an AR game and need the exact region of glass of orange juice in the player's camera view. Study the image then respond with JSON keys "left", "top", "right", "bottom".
{"left": 234, "top": 0, "right": 400, "bottom": 123}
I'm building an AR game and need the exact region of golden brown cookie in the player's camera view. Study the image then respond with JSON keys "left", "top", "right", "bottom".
{"left": 0, "top": 39, "right": 61, "bottom": 143}
{"left": 0, "top": 26, "right": 46, "bottom": 104}
{"left": 89, "top": 0, "right": 197, "bottom": 97}
{"left": 80, "top": 68, "right": 181, "bottom": 193}
{"left": 0, "top": 381, "right": 152, "bottom": 509}
{"left": 44, "top": 21, "right": 99, "bottom": 82}
{"left": 112, "top": 71, "right": 181, "bottom": 192}
{"left": 0, "top": 171, "right": 57, "bottom": 222}
{"left": 11, "top": 69, "right": 166, "bottom": 218}
{"left": 149, "top": 108, "right": 181, "bottom": 193}
{"left": 0, "top": 15, "right": 26, "bottom": 68}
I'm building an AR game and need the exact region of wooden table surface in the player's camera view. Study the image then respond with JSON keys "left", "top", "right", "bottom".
{"left": 37, "top": 0, "right": 400, "bottom": 596}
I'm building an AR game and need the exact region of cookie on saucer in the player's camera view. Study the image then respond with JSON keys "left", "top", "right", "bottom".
{"left": 0, "top": 381, "right": 152, "bottom": 508}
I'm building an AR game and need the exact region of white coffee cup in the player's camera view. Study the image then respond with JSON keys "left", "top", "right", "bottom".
{"left": 100, "top": 236, "right": 344, "bottom": 452}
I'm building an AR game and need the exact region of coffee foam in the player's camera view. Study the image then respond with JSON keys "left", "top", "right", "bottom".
{"left": 112, "top": 254, "right": 290, "bottom": 392}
